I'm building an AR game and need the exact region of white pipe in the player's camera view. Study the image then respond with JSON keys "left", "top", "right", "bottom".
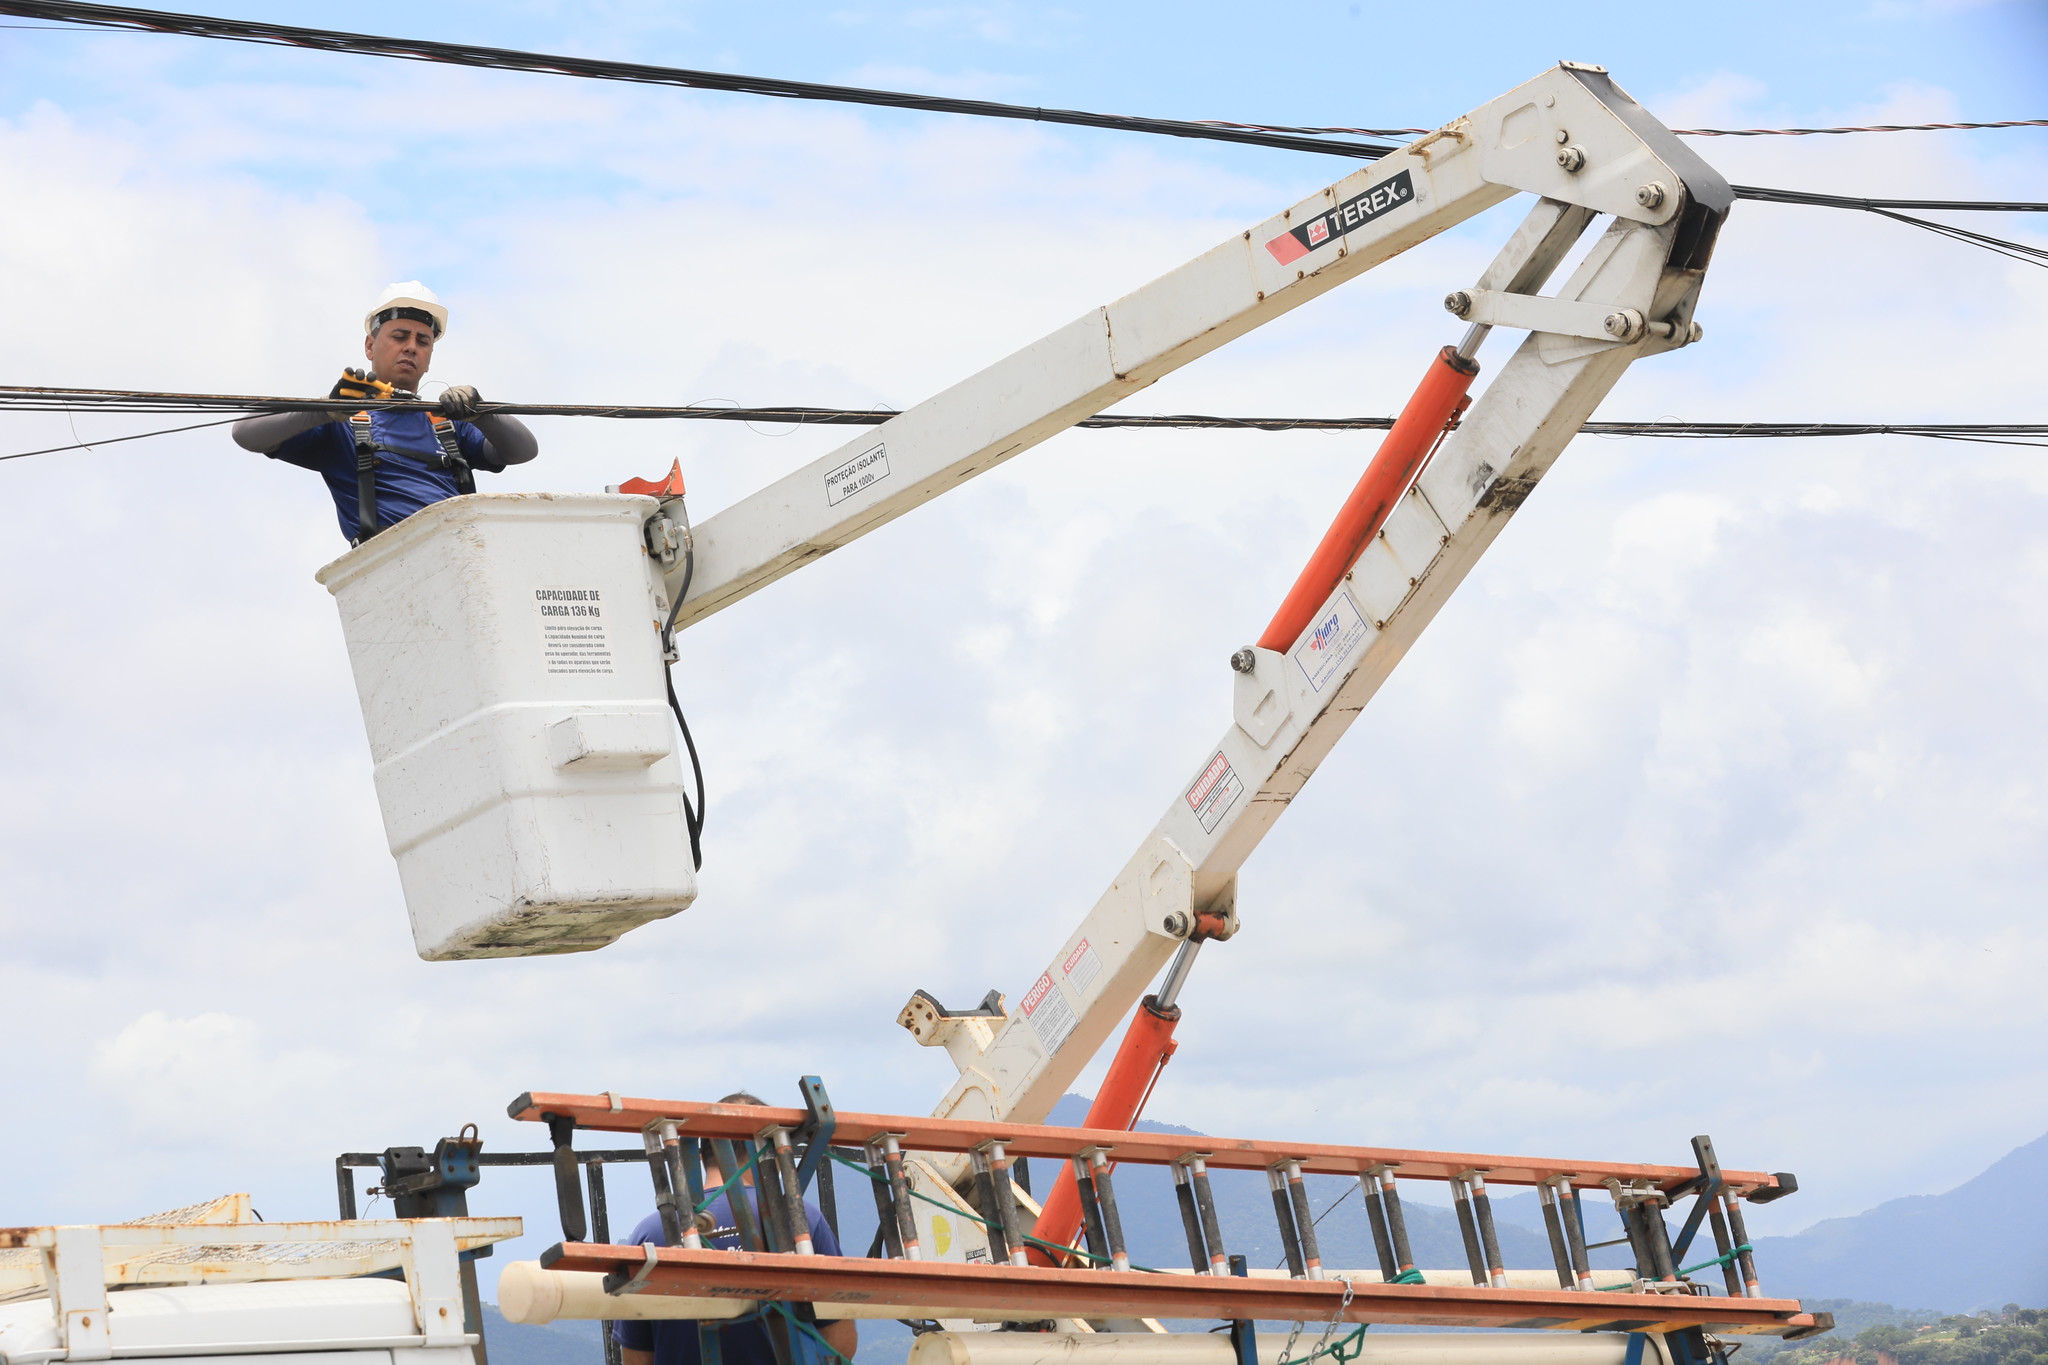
{"left": 499, "top": 1262, "right": 749, "bottom": 1324}
{"left": 497, "top": 1264, "right": 1050, "bottom": 1325}
{"left": 495, "top": 1263, "right": 1637, "bottom": 1327}
{"left": 910, "top": 1333, "right": 1671, "bottom": 1365}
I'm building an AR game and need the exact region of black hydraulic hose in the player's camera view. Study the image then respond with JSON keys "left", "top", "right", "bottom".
{"left": 660, "top": 536, "right": 706, "bottom": 871}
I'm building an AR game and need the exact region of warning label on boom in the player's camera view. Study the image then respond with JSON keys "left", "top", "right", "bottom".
{"left": 825, "top": 443, "right": 890, "bottom": 507}
{"left": 1020, "top": 971, "right": 1079, "bottom": 1054}
{"left": 1063, "top": 938, "right": 1103, "bottom": 995}
{"left": 1184, "top": 752, "right": 1244, "bottom": 833}
{"left": 536, "top": 587, "right": 614, "bottom": 675}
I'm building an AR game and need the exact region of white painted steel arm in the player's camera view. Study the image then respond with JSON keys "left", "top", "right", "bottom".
{"left": 908, "top": 74, "right": 1732, "bottom": 1129}
{"left": 643, "top": 63, "right": 1730, "bottom": 1140}
{"left": 667, "top": 64, "right": 1702, "bottom": 629}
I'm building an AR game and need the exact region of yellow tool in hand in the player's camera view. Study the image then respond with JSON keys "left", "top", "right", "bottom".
{"left": 330, "top": 367, "right": 395, "bottom": 403}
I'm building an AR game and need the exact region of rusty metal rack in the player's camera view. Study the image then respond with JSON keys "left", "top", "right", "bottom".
{"left": 506, "top": 1086, "right": 1828, "bottom": 1342}
{"left": 332, "top": 1135, "right": 660, "bottom": 1365}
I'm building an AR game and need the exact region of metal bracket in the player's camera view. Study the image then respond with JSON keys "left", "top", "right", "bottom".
{"left": 545, "top": 1113, "right": 588, "bottom": 1244}
{"left": 1446, "top": 289, "right": 1707, "bottom": 347}
{"left": 1231, "top": 645, "right": 1293, "bottom": 748}
{"left": 897, "top": 989, "right": 1008, "bottom": 1067}
{"left": 1227, "top": 1253, "right": 1257, "bottom": 1365}
{"left": 52, "top": 1226, "right": 111, "bottom": 1361}
{"left": 1783, "top": 1312, "right": 1838, "bottom": 1340}
{"left": 1448, "top": 290, "right": 1626, "bottom": 343}
{"left": 403, "top": 1219, "right": 470, "bottom": 1345}
{"left": 603, "top": 1241, "right": 662, "bottom": 1296}
{"left": 791, "top": 1075, "right": 837, "bottom": 1195}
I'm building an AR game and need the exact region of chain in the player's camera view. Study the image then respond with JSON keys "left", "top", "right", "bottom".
{"left": 1279, "top": 1275, "right": 1358, "bottom": 1365}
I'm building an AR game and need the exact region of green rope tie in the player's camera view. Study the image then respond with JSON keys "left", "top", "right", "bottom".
{"left": 764, "top": 1300, "right": 853, "bottom": 1365}
{"left": 1679, "top": 1244, "right": 1752, "bottom": 1277}
{"left": 1591, "top": 1246, "right": 1753, "bottom": 1290}
{"left": 695, "top": 1142, "right": 765, "bottom": 1216}
{"left": 1281, "top": 1324, "right": 1371, "bottom": 1365}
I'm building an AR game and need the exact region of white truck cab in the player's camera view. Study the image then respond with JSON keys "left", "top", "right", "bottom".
{"left": 0, "top": 1200, "right": 518, "bottom": 1365}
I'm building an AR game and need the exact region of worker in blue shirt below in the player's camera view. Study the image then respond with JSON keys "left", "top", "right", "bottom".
{"left": 616, "top": 1092, "right": 856, "bottom": 1365}
{"left": 231, "top": 282, "right": 539, "bottom": 543}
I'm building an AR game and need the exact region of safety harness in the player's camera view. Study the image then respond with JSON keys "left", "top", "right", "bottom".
{"left": 348, "top": 410, "right": 474, "bottom": 545}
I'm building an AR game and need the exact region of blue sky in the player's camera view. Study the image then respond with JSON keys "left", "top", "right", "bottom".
{"left": 2, "top": 0, "right": 2046, "bottom": 1310}
{"left": 12, "top": 0, "right": 2044, "bottom": 134}
{"left": 7, "top": 0, "right": 2045, "bottom": 248}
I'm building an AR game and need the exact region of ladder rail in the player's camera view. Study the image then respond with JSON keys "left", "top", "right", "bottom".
{"left": 507, "top": 1091, "right": 1792, "bottom": 1198}
{"left": 532, "top": 1243, "right": 1827, "bottom": 1337}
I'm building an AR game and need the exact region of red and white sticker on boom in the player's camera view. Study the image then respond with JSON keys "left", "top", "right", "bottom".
{"left": 1185, "top": 752, "right": 1244, "bottom": 833}
{"left": 1264, "top": 169, "right": 1415, "bottom": 266}
{"left": 1063, "top": 938, "right": 1103, "bottom": 994}
{"left": 1020, "top": 971, "right": 1079, "bottom": 1054}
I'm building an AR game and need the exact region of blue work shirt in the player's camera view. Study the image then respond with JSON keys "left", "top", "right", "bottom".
{"left": 270, "top": 410, "right": 499, "bottom": 542}
{"left": 611, "top": 1196, "right": 843, "bottom": 1365}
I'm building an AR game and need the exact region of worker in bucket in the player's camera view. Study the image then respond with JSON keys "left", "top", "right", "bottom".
{"left": 231, "top": 282, "right": 538, "bottom": 544}
{"left": 615, "top": 1092, "right": 856, "bottom": 1365}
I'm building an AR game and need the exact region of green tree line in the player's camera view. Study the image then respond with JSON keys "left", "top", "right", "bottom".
{"left": 1773, "top": 1308, "right": 2048, "bottom": 1365}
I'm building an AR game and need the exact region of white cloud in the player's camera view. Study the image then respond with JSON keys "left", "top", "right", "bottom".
{"left": 90, "top": 1012, "right": 340, "bottom": 1142}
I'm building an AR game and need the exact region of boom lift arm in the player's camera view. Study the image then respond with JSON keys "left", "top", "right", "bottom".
{"left": 859, "top": 69, "right": 1732, "bottom": 1149}
{"left": 654, "top": 63, "right": 1725, "bottom": 639}
{"left": 643, "top": 65, "right": 1728, "bottom": 1253}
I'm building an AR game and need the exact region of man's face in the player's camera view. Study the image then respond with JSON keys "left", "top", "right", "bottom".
{"left": 364, "top": 318, "right": 437, "bottom": 390}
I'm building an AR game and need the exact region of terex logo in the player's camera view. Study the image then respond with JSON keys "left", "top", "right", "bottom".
{"left": 1267, "top": 170, "right": 1415, "bottom": 265}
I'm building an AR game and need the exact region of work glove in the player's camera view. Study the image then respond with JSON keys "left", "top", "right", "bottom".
{"left": 438, "top": 385, "right": 483, "bottom": 420}
{"left": 330, "top": 367, "right": 394, "bottom": 403}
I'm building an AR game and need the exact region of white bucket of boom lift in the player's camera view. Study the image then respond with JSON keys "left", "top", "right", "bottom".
{"left": 316, "top": 492, "right": 696, "bottom": 960}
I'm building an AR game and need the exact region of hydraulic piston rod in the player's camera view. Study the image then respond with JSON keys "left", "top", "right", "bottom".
{"left": 1256, "top": 346, "right": 1478, "bottom": 652}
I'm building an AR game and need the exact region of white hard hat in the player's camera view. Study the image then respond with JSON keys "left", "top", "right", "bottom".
{"left": 365, "top": 281, "right": 448, "bottom": 337}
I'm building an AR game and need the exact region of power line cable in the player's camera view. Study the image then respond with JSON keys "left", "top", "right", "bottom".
{"left": 1680, "top": 118, "right": 2048, "bottom": 137}
{"left": 1725, "top": 185, "right": 2048, "bottom": 269}
{"left": 3, "top": 389, "right": 2042, "bottom": 459}
{"left": 0, "top": 1, "right": 1399, "bottom": 160}
{"left": 5, "top": 3, "right": 2042, "bottom": 269}
{"left": 1728, "top": 186, "right": 2048, "bottom": 213}
{"left": 0, "top": 414, "right": 241, "bottom": 460}
{"left": 1858, "top": 210, "right": 2047, "bottom": 269}
{"left": 6, "top": 4, "right": 2043, "bottom": 148}
{"left": 9, "top": 2, "right": 2048, "bottom": 166}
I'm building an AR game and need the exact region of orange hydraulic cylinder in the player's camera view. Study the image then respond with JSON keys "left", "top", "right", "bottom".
{"left": 1255, "top": 346, "right": 1479, "bottom": 653}
{"left": 1024, "top": 997, "right": 1180, "bottom": 1267}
